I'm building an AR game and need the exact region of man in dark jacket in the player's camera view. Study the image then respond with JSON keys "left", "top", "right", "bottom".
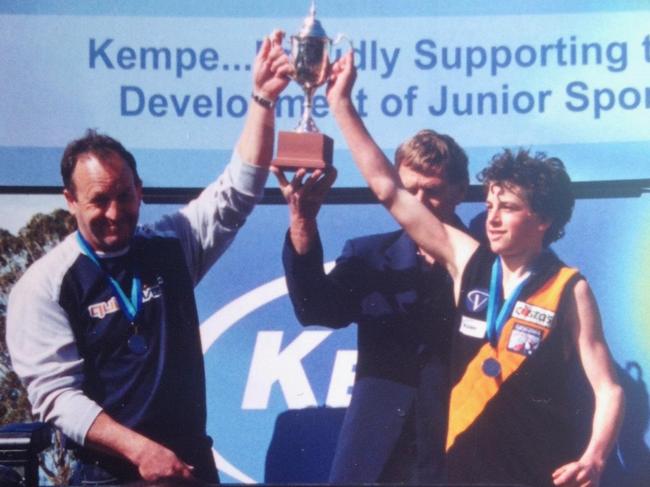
{"left": 273, "top": 129, "right": 469, "bottom": 483}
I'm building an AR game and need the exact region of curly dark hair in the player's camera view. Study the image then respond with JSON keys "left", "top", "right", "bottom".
{"left": 394, "top": 129, "right": 469, "bottom": 186}
{"left": 478, "top": 148, "right": 574, "bottom": 246}
{"left": 60, "top": 129, "right": 141, "bottom": 195}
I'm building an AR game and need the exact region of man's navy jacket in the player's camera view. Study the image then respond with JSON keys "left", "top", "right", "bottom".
{"left": 282, "top": 228, "right": 457, "bottom": 483}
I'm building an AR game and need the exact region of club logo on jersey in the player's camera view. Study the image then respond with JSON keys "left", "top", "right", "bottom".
{"left": 507, "top": 323, "right": 543, "bottom": 356}
{"left": 512, "top": 301, "right": 555, "bottom": 328}
{"left": 87, "top": 280, "right": 163, "bottom": 319}
{"left": 465, "top": 289, "right": 489, "bottom": 313}
{"left": 143, "top": 278, "right": 164, "bottom": 303}
{"left": 88, "top": 296, "right": 119, "bottom": 319}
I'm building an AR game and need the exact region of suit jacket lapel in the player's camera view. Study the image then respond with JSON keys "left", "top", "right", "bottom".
{"left": 384, "top": 231, "right": 418, "bottom": 270}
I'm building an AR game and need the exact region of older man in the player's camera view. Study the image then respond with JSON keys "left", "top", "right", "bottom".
{"left": 7, "top": 31, "right": 290, "bottom": 485}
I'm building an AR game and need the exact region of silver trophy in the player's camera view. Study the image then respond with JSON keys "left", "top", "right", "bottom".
{"left": 273, "top": 2, "right": 351, "bottom": 169}
{"left": 290, "top": 2, "right": 349, "bottom": 132}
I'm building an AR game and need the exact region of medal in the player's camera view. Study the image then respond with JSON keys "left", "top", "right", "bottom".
{"left": 482, "top": 357, "right": 502, "bottom": 377}
{"left": 128, "top": 332, "right": 148, "bottom": 355}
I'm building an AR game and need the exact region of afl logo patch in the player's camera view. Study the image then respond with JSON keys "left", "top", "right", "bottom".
{"left": 466, "top": 289, "right": 489, "bottom": 313}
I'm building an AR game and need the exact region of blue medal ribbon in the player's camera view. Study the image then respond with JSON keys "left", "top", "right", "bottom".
{"left": 485, "top": 257, "right": 532, "bottom": 346}
{"left": 76, "top": 232, "right": 142, "bottom": 323}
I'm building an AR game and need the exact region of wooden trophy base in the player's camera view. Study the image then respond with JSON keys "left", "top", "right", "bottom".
{"left": 272, "top": 131, "right": 333, "bottom": 171}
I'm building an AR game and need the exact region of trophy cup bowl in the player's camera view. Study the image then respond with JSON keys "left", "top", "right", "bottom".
{"left": 291, "top": 34, "right": 331, "bottom": 133}
{"left": 272, "top": 3, "right": 350, "bottom": 171}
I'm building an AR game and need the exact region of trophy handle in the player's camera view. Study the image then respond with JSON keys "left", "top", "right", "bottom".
{"left": 332, "top": 33, "right": 354, "bottom": 55}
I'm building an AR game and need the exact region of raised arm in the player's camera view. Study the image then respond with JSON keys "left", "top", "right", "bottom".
{"left": 272, "top": 166, "right": 338, "bottom": 255}
{"left": 326, "top": 52, "right": 478, "bottom": 293}
{"left": 236, "top": 30, "right": 291, "bottom": 167}
{"left": 273, "top": 167, "right": 348, "bottom": 325}
{"left": 155, "top": 31, "right": 292, "bottom": 283}
{"left": 552, "top": 279, "right": 625, "bottom": 487}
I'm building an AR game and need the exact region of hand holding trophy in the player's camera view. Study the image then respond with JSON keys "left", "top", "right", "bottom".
{"left": 272, "top": 1, "right": 352, "bottom": 170}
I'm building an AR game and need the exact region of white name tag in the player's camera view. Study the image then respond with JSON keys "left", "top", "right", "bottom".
{"left": 459, "top": 315, "right": 487, "bottom": 339}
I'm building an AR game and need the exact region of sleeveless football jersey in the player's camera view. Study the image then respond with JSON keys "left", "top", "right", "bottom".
{"left": 446, "top": 246, "right": 591, "bottom": 487}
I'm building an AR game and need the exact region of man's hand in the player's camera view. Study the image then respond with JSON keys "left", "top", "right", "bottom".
{"left": 253, "top": 30, "right": 291, "bottom": 103}
{"left": 85, "top": 411, "right": 197, "bottom": 483}
{"left": 133, "top": 440, "right": 196, "bottom": 482}
{"left": 272, "top": 166, "right": 337, "bottom": 254}
{"left": 273, "top": 166, "right": 338, "bottom": 221}
{"left": 552, "top": 457, "right": 603, "bottom": 487}
{"left": 326, "top": 50, "right": 356, "bottom": 113}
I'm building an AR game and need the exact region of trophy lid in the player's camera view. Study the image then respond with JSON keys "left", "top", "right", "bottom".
{"left": 298, "top": 1, "right": 327, "bottom": 38}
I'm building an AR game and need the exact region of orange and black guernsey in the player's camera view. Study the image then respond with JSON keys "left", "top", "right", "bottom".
{"left": 446, "top": 246, "right": 591, "bottom": 487}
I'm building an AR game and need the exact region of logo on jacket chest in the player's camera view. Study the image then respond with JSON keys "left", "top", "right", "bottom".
{"left": 87, "top": 278, "right": 164, "bottom": 319}
{"left": 465, "top": 288, "right": 489, "bottom": 313}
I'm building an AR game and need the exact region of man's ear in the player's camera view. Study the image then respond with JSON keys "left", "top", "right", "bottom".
{"left": 63, "top": 188, "right": 77, "bottom": 215}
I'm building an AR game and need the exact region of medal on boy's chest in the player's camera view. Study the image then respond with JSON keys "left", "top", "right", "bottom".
{"left": 482, "top": 356, "right": 502, "bottom": 377}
